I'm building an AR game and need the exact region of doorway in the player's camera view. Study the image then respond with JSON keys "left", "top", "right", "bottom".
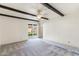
{"left": 28, "top": 24, "right": 38, "bottom": 39}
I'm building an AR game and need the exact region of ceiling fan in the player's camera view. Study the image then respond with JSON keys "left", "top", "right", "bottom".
{"left": 36, "top": 9, "right": 43, "bottom": 20}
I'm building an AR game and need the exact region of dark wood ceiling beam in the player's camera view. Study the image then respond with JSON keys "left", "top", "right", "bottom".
{"left": 41, "top": 3, "right": 64, "bottom": 16}
{"left": 0, "top": 13, "right": 39, "bottom": 22}
{"left": 0, "top": 4, "right": 48, "bottom": 20}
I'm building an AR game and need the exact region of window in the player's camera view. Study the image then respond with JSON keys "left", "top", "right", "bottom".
{"left": 28, "top": 24, "right": 38, "bottom": 38}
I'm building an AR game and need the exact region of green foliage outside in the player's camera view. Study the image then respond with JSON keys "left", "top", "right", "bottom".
{"left": 28, "top": 32, "right": 37, "bottom": 36}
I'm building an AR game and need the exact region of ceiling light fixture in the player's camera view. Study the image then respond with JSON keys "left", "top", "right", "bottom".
{"left": 37, "top": 14, "right": 42, "bottom": 19}
{"left": 36, "top": 9, "right": 43, "bottom": 20}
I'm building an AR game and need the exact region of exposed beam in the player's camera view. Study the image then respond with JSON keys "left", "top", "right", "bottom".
{"left": 41, "top": 3, "right": 64, "bottom": 16}
{"left": 0, "top": 13, "right": 39, "bottom": 22}
{"left": 0, "top": 4, "right": 48, "bottom": 20}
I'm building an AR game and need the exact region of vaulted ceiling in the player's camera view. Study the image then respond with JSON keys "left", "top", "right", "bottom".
{"left": 1, "top": 3, "right": 78, "bottom": 22}
{"left": 0, "top": 3, "right": 65, "bottom": 22}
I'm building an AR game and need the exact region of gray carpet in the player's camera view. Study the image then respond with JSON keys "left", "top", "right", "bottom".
{"left": 0, "top": 38, "right": 79, "bottom": 56}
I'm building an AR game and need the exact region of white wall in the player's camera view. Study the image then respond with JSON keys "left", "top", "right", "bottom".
{"left": 0, "top": 16, "right": 37, "bottom": 46}
{"left": 43, "top": 14, "right": 79, "bottom": 48}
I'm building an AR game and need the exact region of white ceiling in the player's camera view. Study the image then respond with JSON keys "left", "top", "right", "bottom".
{"left": 51, "top": 3, "right": 79, "bottom": 15}
{"left": 0, "top": 3, "right": 79, "bottom": 21}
